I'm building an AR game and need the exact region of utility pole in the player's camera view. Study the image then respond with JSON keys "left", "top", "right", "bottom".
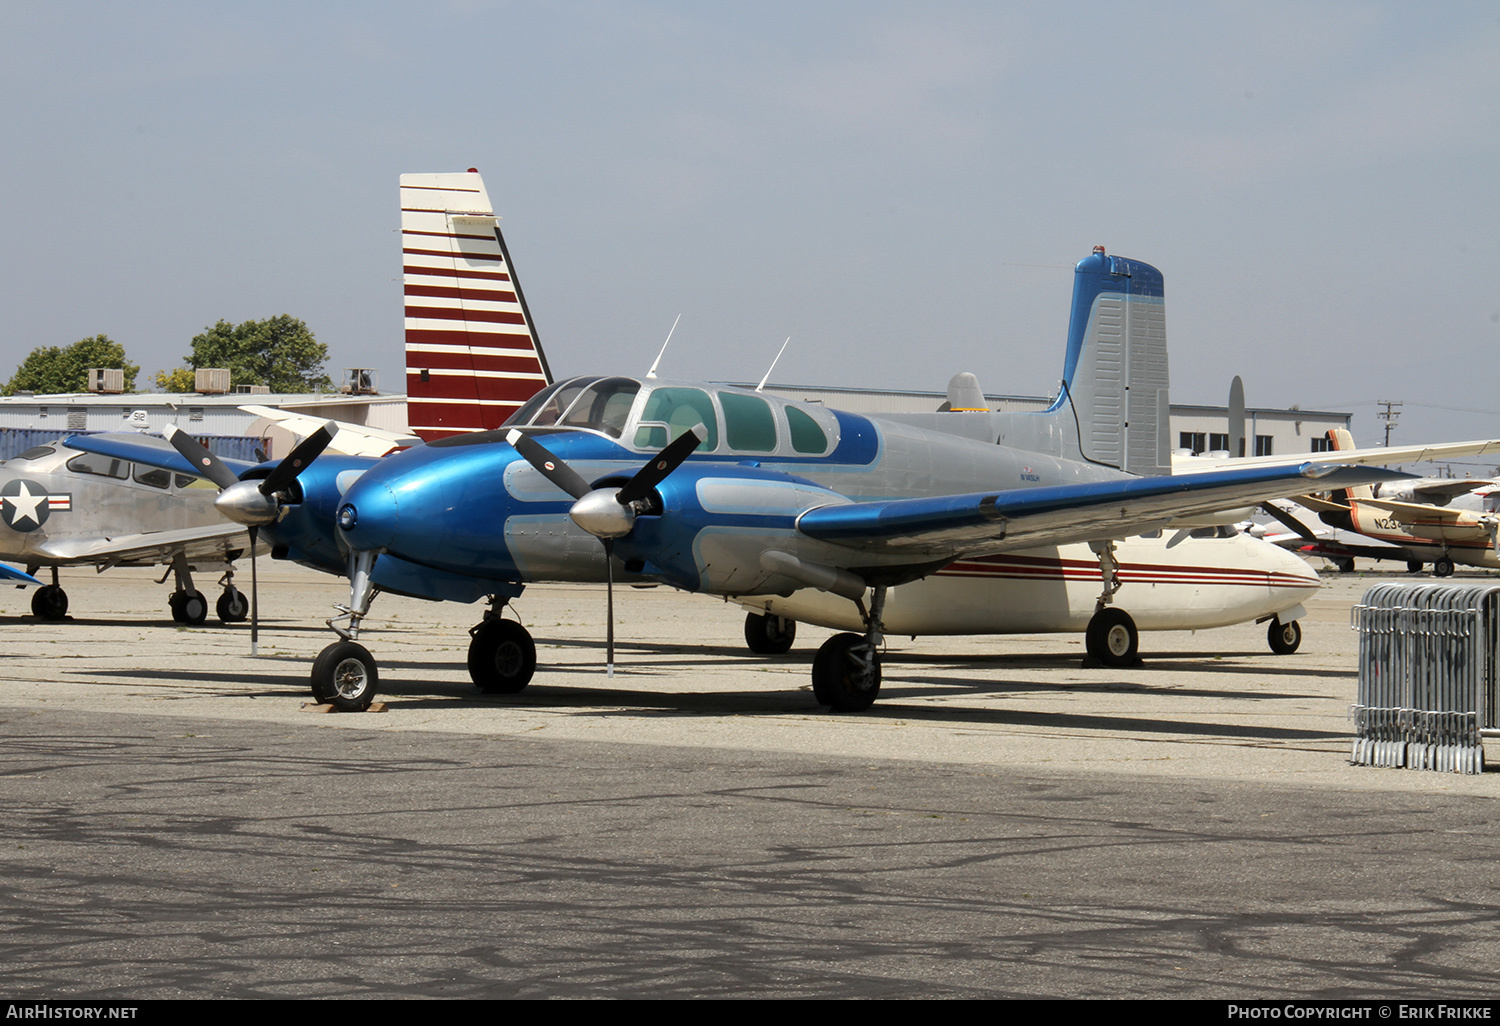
{"left": 1376, "top": 399, "right": 1402, "bottom": 447}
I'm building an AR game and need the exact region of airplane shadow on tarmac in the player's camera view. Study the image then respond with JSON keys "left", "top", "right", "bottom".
{"left": 71, "top": 630, "right": 1355, "bottom": 745}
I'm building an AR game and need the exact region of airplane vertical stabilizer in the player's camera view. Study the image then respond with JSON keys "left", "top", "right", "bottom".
{"left": 402, "top": 171, "right": 552, "bottom": 441}
{"left": 1049, "top": 248, "right": 1170, "bottom": 476}
{"left": 916, "top": 249, "right": 1172, "bottom": 474}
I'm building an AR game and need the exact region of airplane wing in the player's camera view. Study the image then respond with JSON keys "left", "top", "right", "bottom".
{"left": 240, "top": 405, "right": 415, "bottom": 457}
{"left": 1352, "top": 497, "right": 1495, "bottom": 544}
{"left": 64, "top": 433, "right": 259, "bottom": 479}
{"left": 27, "top": 523, "right": 258, "bottom": 565}
{"left": 796, "top": 463, "right": 1411, "bottom": 557}
{"left": 1180, "top": 438, "right": 1500, "bottom": 471}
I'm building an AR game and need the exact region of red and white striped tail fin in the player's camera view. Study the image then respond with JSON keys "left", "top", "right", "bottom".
{"left": 402, "top": 171, "right": 551, "bottom": 441}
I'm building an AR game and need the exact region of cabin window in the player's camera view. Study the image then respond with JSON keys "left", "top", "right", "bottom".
{"left": 634, "top": 387, "right": 719, "bottom": 451}
{"left": 719, "top": 393, "right": 777, "bottom": 452}
{"left": 15, "top": 446, "right": 55, "bottom": 462}
{"left": 133, "top": 465, "right": 171, "bottom": 489}
{"left": 785, "top": 406, "right": 828, "bottom": 454}
{"left": 66, "top": 453, "right": 128, "bottom": 480}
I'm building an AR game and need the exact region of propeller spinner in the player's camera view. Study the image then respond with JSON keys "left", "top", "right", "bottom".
{"left": 505, "top": 425, "right": 704, "bottom": 674}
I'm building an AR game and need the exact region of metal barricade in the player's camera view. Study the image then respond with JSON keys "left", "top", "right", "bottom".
{"left": 1350, "top": 583, "right": 1499, "bottom": 774}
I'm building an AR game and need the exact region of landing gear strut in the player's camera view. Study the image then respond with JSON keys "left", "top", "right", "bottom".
{"left": 312, "top": 549, "right": 382, "bottom": 710}
{"left": 1084, "top": 541, "right": 1140, "bottom": 667}
{"left": 162, "top": 552, "right": 207, "bottom": 625}
{"left": 811, "top": 584, "right": 885, "bottom": 712}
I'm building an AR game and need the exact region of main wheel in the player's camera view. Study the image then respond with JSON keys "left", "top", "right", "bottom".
{"left": 1434, "top": 556, "right": 1455, "bottom": 577}
{"left": 468, "top": 619, "right": 537, "bottom": 694}
{"left": 216, "top": 587, "right": 249, "bottom": 624}
{"left": 744, "top": 612, "right": 797, "bottom": 654}
{"left": 1406, "top": 560, "right": 1425, "bottom": 574}
{"left": 311, "top": 641, "right": 379, "bottom": 711}
{"left": 1335, "top": 557, "right": 1356, "bottom": 573}
{"left": 1085, "top": 608, "right": 1139, "bottom": 667}
{"left": 811, "top": 632, "right": 881, "bottom": 712}
{"left": 1268, "top": 618, "right": 1302, "bottom": 655}
{"left": 31, "top": 584, "right": 68, "bottom": 620}
{"left": 169, "top": 589, "right": 208, "bottom": 626}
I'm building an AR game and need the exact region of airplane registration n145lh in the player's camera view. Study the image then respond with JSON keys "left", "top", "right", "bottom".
{"left": 70, "top": 181, "right": 1421, "bottom": 711}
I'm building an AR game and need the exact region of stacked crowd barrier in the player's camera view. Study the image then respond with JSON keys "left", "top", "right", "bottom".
{"left": 1351, "top": 582, "right": 1500, "bottom": 774}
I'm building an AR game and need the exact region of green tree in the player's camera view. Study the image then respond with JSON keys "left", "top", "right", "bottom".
{"left": 152, "top": 367, "right": 197, "bottom": 393}
{"left": 3, "top": 335, "right": 140, "bottom": 395}
{"left": 182, "top": 315, "right": 332, "bottom": 393}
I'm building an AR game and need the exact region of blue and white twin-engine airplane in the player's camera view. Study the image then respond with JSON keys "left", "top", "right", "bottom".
{"left": 72, "top": 202, "right": 1414, "bottom": 712}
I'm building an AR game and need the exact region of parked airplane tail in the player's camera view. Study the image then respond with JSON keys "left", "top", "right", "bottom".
{"left": 992, "top": 248, "right": 1171, "bottom": 475}
{"left": 888, "top": 248, "right": 1171, "bottom": 475}
{"left": 402, "top": 171, "right": 553, "bottom": 441}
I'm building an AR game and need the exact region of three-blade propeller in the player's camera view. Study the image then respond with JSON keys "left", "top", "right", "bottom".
{"left": 165, "top": 422, "right": 339, "bottom": 653}
{"left": 505, "top": 425, "right": 704, "bottom": 674}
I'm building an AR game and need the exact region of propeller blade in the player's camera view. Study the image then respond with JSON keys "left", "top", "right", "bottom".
{"left": 259, "top": 421, "right": 338, "bottom": 496}
{"left": 617, "top": 423, "right": 703, "bottom": 506}
{"left": 1261, "top": 502, "right": 1317, "bottom": 542}
{"left": 507, "top": 430, "right": 592, "bottom": 500}
{"left": 164, "top": 425, "right": 240, "bottom": 490}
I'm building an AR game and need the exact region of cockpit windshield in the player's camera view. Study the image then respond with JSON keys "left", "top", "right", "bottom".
{"left": 503, "top": 376, "right": 642, "bottom": 439}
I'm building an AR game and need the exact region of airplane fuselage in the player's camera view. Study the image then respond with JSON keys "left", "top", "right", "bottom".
{"left": 0, "top": 441, "right": 246, "bottom": 567}
{"left": 331, "top": 376, "right": 1136, "bottom": 600}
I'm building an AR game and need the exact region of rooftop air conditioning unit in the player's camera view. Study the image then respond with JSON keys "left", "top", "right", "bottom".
{"left": 195, "top": 368, "right": 231, "bottom": 394}
{"left": 232, "top": 384, "right": 271, "bottom": 394}
{"left": 87, "top": 368, "right": 125, "bottom": 394}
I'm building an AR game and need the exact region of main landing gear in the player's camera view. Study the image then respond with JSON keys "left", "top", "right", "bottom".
{"left": 30, "top": 567, "right": 67, "bottom": 620}
{"left": 158, "top": 554, "right": 248, "bottom": 626}
{"left": 744, "top": 611, "right": 797, "bottom": 654}
{"left": 810, "top": 584, "right": 886, "bottom": 712}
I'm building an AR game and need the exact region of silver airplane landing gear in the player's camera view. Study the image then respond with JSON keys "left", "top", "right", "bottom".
{"left": 215, "top": 570, "right": 248, "bottom": 623}
{"left": 811, "top": 585, "right": 885, "bottom": 712}
{"left": 30, "top": 567, "right": 67, "bottom": 620}
{"left": 312, "top": 549, "right": 381, "bottom": 711}
{"left": 163, "top": 553, "right": 207, "bottom": 625}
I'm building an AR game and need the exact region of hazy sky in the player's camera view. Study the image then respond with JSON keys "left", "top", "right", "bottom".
{"left": 2, "top": 2, "right": 1496, "bottom": 456}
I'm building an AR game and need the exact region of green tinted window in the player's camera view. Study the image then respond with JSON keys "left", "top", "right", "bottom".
{"left": 786, "top": 406, "right": 828, "bottom": 454}
{"left": 633, "top": 387, "right": 719, "bottom": 451}
{"left": 720, "top": 392, "right": 777, "bottom": 452}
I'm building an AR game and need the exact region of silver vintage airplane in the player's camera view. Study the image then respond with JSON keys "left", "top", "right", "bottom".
{"left": 0, "top": 436, "right": 259, "bottom": 623}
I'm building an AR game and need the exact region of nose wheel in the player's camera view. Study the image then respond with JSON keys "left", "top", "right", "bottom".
{"left": 311, "top": 641, "right": 379, "bottom": 711}
{"left": 216, "top": 586, "right": 248, "bottom": 623}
